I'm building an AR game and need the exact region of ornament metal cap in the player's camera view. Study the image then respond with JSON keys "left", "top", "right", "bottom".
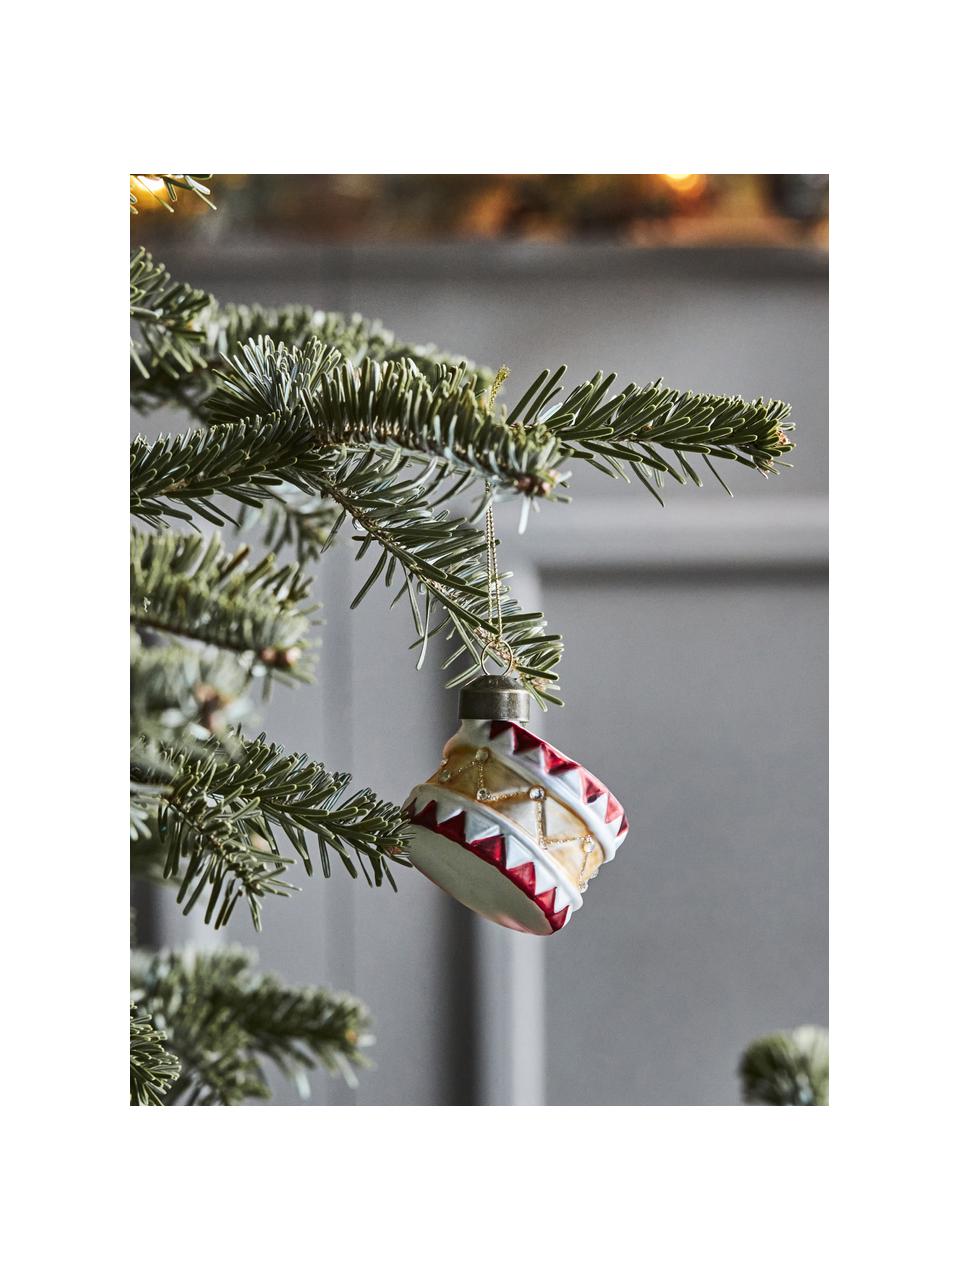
{"left": 458, "top": 673, "right": 530, "bottom": 724}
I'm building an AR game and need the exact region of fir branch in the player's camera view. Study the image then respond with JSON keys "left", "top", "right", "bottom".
{"left": 132, "top": 745, "right": 289, "bottom": 931}
{"left": 202, "top": 303, "right": 489, "bottom": 386}
{"left": 738, "top": 1025, "right": 829, "bottom": 1105}
{"left": 131, "top": 285, "right": 491, "bottom": 417}
{"left": 129, "top": 257, "right": 795, "bottom": 502}
{"left": 132, "top": 731, "right": 410, "bottom": 930}
{"left": 131, "top": 630, "right": 253, "bottom": 748}
{"left": 203, "top": 337, "right": 566, "bottom": 497}
{"left": 318, "top": 448, "right": 564, "bottom": 700}
{"left": 140, "top": 748, "right": 296, "bottom": 932}
{"left": 129, "top": 1006, "right": 181, "bottom": 1105}
{"left": 208, "top": 339, "right": 794, "bottom": 500}
{"left": 130, "top": 248, "right": 210, "bottom": 382}
{"left": 515, "top": 367, "right": 795, "bottom": 488}
{"left": 131, "top": 947, "right": 371, "bottom": 1105}
{"left": 238, "top": 485, "right": 342, "bottom": 564}
{"left": 131, "top": 395, "right": 562, "bottom": 698}
{"left": 131, "top": 359, "right": 791, "bottom": 704}
{"left": 131, "top": 412, "right": 322, "bottom": 528}
{"left": 130, "top": 530, "right": 314, "bottom": 674}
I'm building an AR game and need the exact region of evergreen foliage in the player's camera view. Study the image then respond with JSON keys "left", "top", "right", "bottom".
{"left": 738, "top": 1025, "right": 829, "bottom": 1105}
{"left": 130, "top": 629, "right": 252, "bottom": 750}
{"left": 130, "top": 247, "right": 210, "bottom": 382}
{"left": 131, "top": 732, "right": 409, "bottom": 930}
{"left": 131, "top": 948, "right": 370, "bottom": 1105}
{"left": 131, "top": 529, "right": 314, "bottom": 670}
{"left": 130, "top": 253, "right": 489, "bottom": 417}
{"left": 239, "top": 485, "right": 341, "bottom": 563}
{"left": 129, "top": 1006, "right": 181, "bottom": 1105}
{"left": 130, "top": 176, "right": 797, "bottom": 1103}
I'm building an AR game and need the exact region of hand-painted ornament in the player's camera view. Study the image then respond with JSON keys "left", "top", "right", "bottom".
{"left": 402, "top": 675, "right": 628, "bottom": 935}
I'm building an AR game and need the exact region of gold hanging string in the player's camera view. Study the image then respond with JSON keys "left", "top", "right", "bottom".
{"left": 481, "top": 367, "right": 513, "bottom": 675}
{"left": 485, "top": 488, "right": 504, "bottom": 646}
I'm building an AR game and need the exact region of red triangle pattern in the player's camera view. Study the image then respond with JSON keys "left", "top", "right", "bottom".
{"left": 405, "top": 798, "right": 569, "bottom": 934}
{"left": 470, "top": 835, "right": 505, "bottom": 866}
{"left": 582, "top": 776, "right": 605, "bottom": 804}
{"left": 541, "top": 744, "right": 579, "bottom": 776}
{"left": 487, "top": 721, "right": 626, "bottom": 835}
{"left": 510, "top": 860, "right": 537, "bottom": 894}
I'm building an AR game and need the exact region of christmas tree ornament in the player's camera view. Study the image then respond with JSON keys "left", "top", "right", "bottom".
{"left": 402, "top": 673, "right": 628, "bottom": 934}
{"left": 402, "top": 474, "right": 628, "bottom": 936}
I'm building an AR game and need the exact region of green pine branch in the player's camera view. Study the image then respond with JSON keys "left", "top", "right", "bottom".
{"left": 131, "top": 421, "right": 561, "bottom": 700}
{"left": 202, "top": 302, "right": 490, "bottom": 388}
{"left": 132, "top": 746, "right": 295, "bottom": 931}
{"left": 131, "top": 630, "right": 253, "bottom": 749}
{"left": 129, "top": 1005, "right": 181, "bottom": 1105}
{"left": 129, "top": 283, "right": 794, "bottom": 715}
{"left": 130, "top": 255, "right": 794, "bottom": 504}
{"left": 131, "top": 731, "right": 410, "bottom": 930}
{"left": 131, "top": 412, "right": 326, "bottom": 528}
{"left": 130, "top": 255, "right": 491, "bottom": 417}
{"left": 131, "top": 341, "right": 559, "bottom": 525}
{"left": 238, "top": 485, "right": 342, "bottom": 564}
{"left": 531, "top": 368, "right": 795, "bottom": 496}
{"left": 131, "top": 530, "right": 314, "bottom": 674}
{"left": 206, "top": 337, "right": 794, "bottom": 501}
{"left": 131, "top": 947, "right": 371, "bottom": 1105}
{"left": 203, "top": 337, "right": 566, "bottom": 496}
{"left": 317, "top": 448, "right": 564, "bottom": 700}
{"left": 738, "top": 1025, "right": 829, "bottom": 1105}
{"left": 130, "top": 248, "right": 210, "bottom": 383}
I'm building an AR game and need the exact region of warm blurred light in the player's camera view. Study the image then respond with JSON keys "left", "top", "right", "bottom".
{"left": 659, "top": 173, "right": 707, "bottom": 197}
{"left": 131, "top": 175, "right": 826, "bottom": 245}
{"left": 132, "top": 175, "right": 167, "bottom": 197}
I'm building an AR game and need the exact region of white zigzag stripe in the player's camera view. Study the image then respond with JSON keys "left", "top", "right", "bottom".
{"left": 503, "top": 835, "right": 527, "bottom": 870}
{"left": 463, "top": 809, "right": 501, "bottom": 843}
{"left": 432, "top": 793, "right": 465, "bottom": 825}
{"left": 550, "top": 768, "right": 583, "bottom": 800}
{"left": 405, "top": 785, "right": 583, "bottom": 913}
{"left": 585, "top": 793, "right": 611, "bottom": 824}
{"left": 405, "top": 789, "right": 435, "bottom": 817}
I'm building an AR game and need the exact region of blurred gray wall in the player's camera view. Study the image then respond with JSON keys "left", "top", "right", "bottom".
{"left": 137, "top": 239, "right": 827, "bottom": 1105}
